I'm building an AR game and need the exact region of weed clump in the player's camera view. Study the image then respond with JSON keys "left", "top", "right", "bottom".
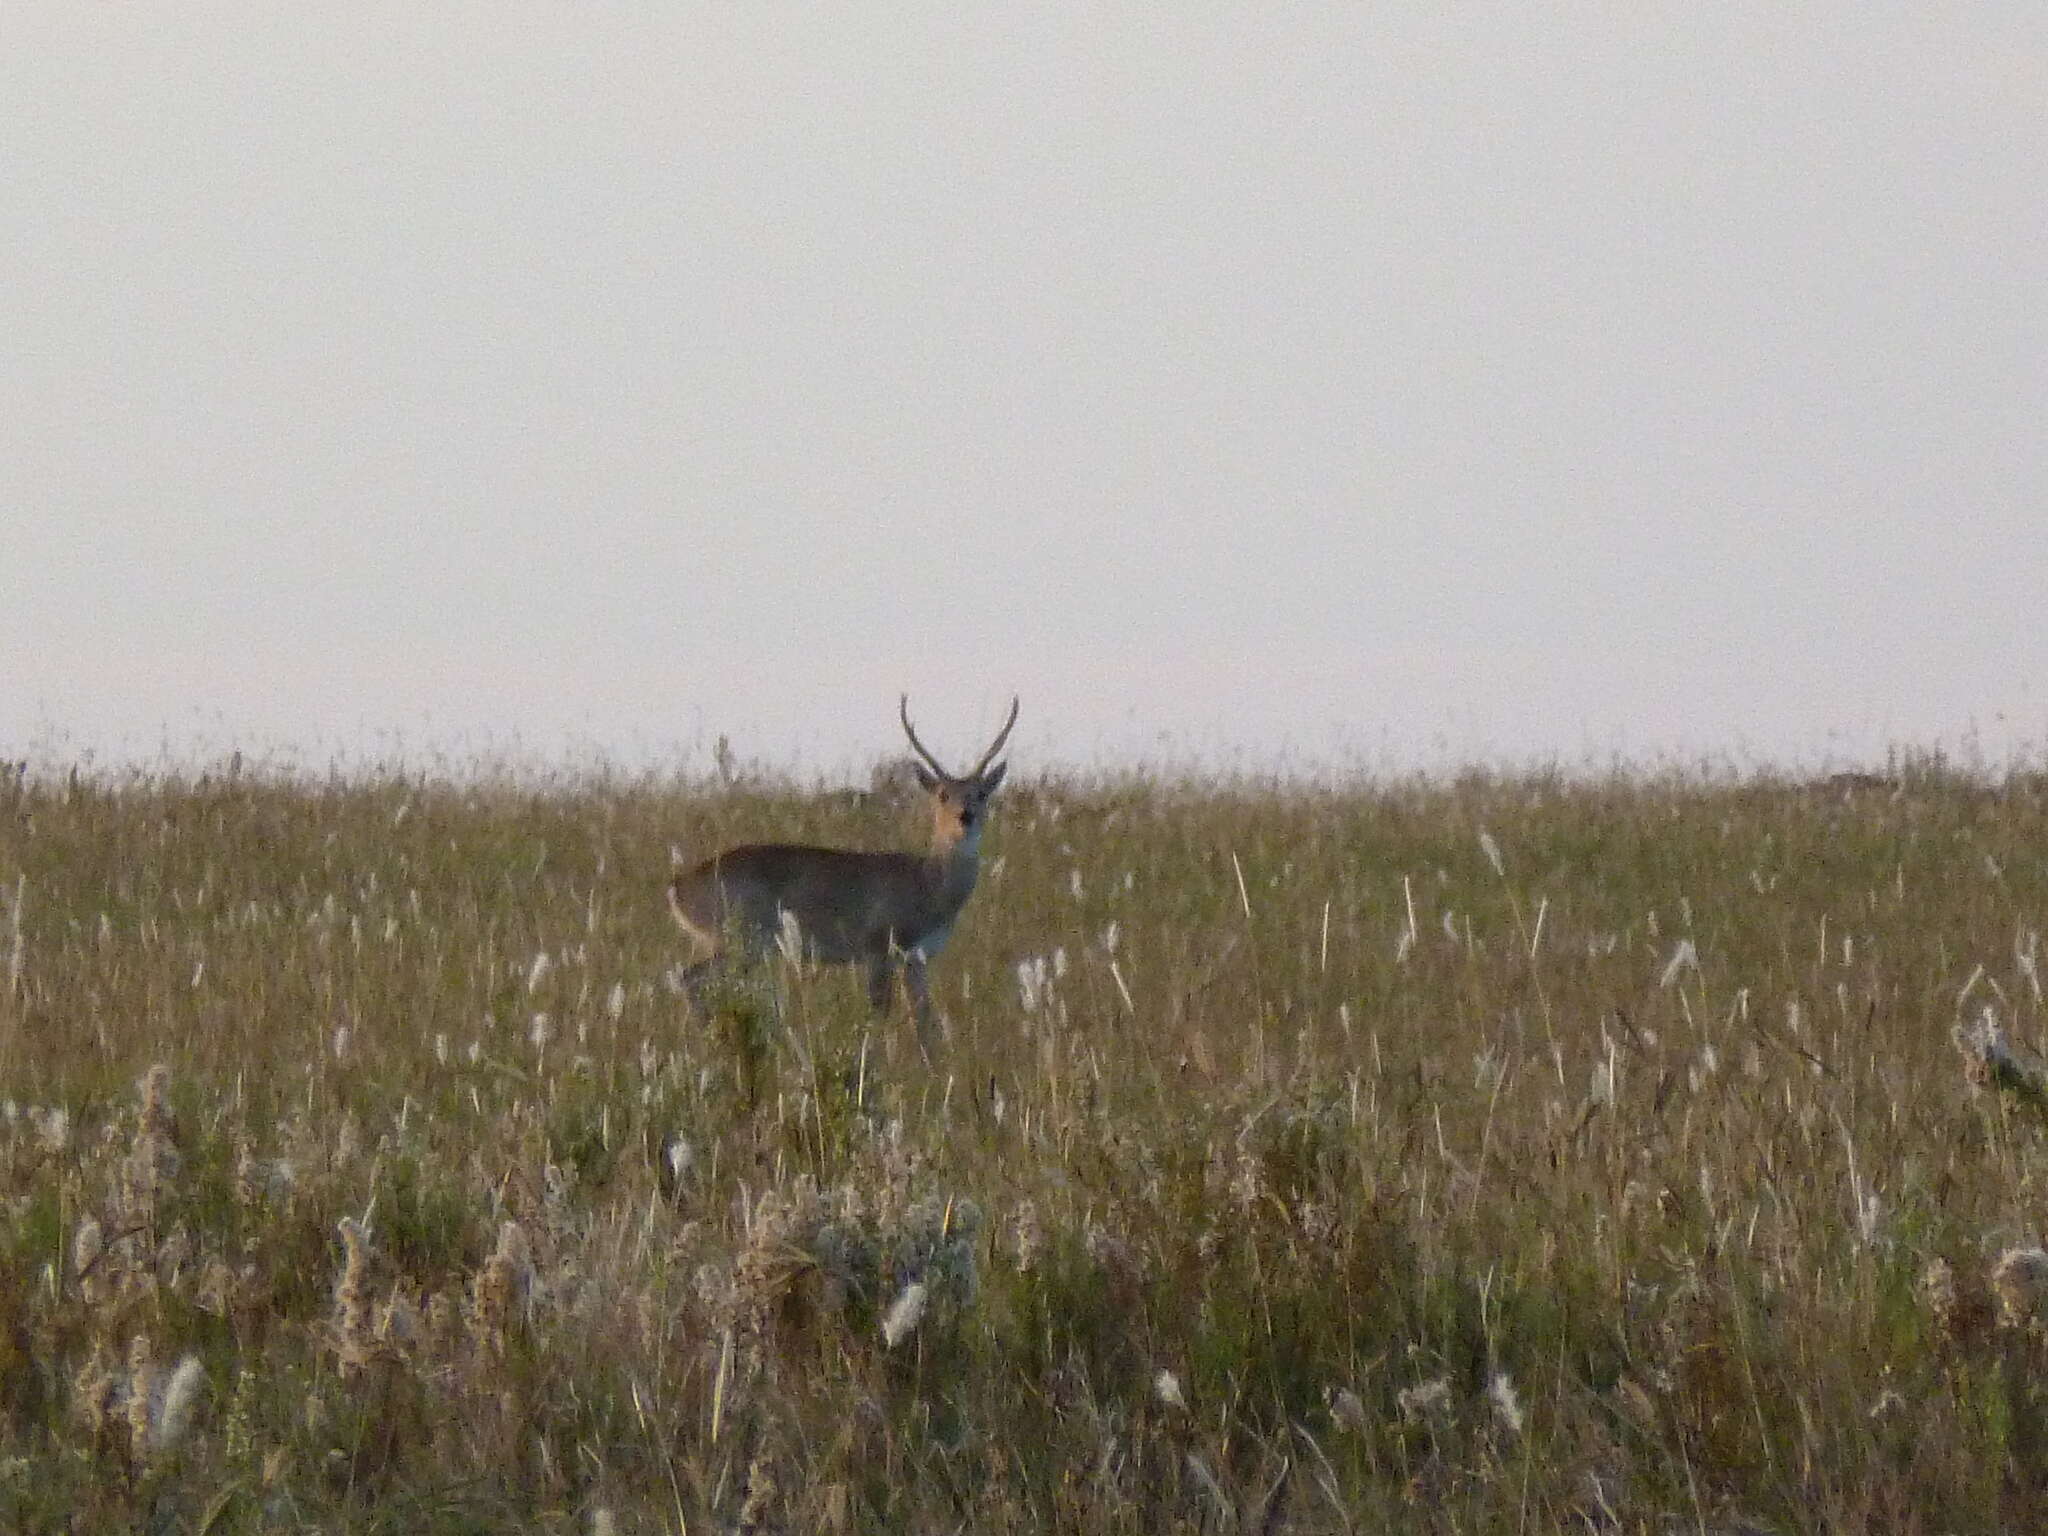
{"left": 1954, "top": 1007, "right": 2048, "bottom": 1119}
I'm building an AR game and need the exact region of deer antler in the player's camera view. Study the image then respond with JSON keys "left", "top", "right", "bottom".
{"left": 968, "top": 696, "right": 1021, "bottom": 778}
{"left": 899, "top": 695, "right": 1019, "bottom": 781}
{"left": 900, "top": 695, "right": 952, "bottom": 778}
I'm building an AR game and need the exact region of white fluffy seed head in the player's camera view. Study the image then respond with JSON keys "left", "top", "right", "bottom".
{"left": 1488, "top": 1372, "right": 1524, "bottom": 1436}
{"left": 72, "top": 1216, "right": 104, "bottom": 1280}
{"left": 1398, "top": 1377, "right": 1452, "bottom": 1423}
{"left": 881, "top": 1280, "right": 928, "bottom": 1349}
{"left": 151, "top": 1356, "right": 206, "bottom": 1454}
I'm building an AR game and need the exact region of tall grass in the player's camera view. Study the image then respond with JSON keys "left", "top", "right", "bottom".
{"left": 3, "top": 759, "right": 2048, "bottom": 1531}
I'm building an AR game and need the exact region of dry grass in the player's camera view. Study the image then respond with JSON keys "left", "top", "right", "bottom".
{"left": 4, "top": 757, "right": 2048, "bottom": 1531}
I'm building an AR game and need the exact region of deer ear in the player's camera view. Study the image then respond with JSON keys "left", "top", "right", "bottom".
{"left": 981, "top": 763, "right": 1007, "bottom": 794}
{"left": 913, "top": 763, "right": 941, "bottom": 792}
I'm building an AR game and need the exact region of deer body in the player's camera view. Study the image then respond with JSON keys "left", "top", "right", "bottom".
{"left": 667, "top": 697, "right": 1016, "bottom": 1058}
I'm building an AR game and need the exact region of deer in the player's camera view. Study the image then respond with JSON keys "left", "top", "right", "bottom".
{"left": 667, "top": 695, "right": 1019, "bottom": 1060}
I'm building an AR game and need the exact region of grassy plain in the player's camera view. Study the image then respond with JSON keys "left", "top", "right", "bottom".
{"left": 4, "top": 758, "right": 2048, "bottom": 1532}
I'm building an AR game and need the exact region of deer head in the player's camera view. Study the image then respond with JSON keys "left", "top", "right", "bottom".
{"left": 899, "top": 694, "right": 1019, "bottom": 848}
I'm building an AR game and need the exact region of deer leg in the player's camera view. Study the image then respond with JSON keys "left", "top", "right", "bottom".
{"left": 865, "top": 956, "right": 898, "bottom": 1013}
{"left": 678, "top": 925, "right": 749, "bottom": 1018}
{"left": 903, "top": 954, "right": 939, "bottom": 1063}
{"left": 677, "top": 956, "right": 720, "bottom": 1016}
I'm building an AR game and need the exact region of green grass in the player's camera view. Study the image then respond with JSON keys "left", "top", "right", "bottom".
{"left": 4, "top": 759, "right": 2048, "bottom": 1531}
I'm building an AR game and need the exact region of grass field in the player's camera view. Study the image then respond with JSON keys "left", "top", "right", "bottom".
{"left": 5, "top": 756, "right": 2048, "bottom": 1532}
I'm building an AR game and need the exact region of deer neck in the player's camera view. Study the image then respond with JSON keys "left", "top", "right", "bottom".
{"left": 924, "top": 821, "right": 984, "bottom": 912}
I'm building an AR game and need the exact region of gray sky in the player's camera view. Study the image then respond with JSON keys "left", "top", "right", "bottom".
{"left": 6, "top": 4, "right": 2045, "bottom": 778}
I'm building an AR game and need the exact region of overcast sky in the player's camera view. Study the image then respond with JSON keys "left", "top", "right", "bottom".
{"left": 5, "top": 4, "right": 2044, "bottom": 779}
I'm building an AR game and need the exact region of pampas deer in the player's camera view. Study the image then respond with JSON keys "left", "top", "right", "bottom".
{"left": 668, "top": 696, "right": 1018, "bottom": 1058}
